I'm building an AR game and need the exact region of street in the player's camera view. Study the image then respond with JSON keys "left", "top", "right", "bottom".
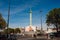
{"left": 17, "top": 37, "right": 48, "bottom": 40}
{"left": 17, "top": 36, "right": 49, "bottom": 40}
{"left": 17, "top": 35, "right": 60, "bottom": 40}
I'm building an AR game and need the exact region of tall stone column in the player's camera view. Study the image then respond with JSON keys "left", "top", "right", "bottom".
{"left": 30, "top": 8, "right": 32, "bottom": 26}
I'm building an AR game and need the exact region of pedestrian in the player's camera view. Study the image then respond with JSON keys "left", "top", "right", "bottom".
{"left": 34, "top": 34, "right": 36, "bottom": 38}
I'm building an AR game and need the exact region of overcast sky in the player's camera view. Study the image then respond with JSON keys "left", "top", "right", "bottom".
{"left": 0, "top": 0, "right": 60, "bottom": 29}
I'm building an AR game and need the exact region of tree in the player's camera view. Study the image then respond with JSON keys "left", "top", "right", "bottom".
{"left": 4, "top": 28, "right": 14, "bottom": 34}
{"left": 14, "top": 28, "right": 21, "bottom": 33}
{"left": 0, "top": 13, "right": 7, "bottom": 29}
{"left": 46, "top": 8, "right": 60, "bottom": 32}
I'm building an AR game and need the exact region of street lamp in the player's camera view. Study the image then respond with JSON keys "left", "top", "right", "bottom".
{"left": 7, "top": 0, "right": 10, "bottom": 29}
{"left": 7, "top": 0, "right": 10, "bottom": 38}
{"left": 40, "top": 10, "right": 43, "bottom": 31}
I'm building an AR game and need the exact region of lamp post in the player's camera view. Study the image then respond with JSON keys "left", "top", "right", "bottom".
{"left": 24, "top": 27, "right": 25, "bottom": 32}
{"left": 7, "top": 0, "right": 10, "bottom": 29}
{"left": 7, "top": 0, "right": 10, "bottom": 37}
{"left": 40, "top": 10, "right": 43, "bottom": 31}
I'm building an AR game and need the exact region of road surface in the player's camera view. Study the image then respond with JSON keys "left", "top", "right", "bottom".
{"left": 17, "top": 36, "right": 49, "bottom": 40}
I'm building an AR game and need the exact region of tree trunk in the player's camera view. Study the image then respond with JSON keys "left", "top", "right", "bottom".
{"left": 55, "top": 23, "right": 58, "bottom": 32}
{"left": 55, "top": 14, "right": 59, "bottom": 32}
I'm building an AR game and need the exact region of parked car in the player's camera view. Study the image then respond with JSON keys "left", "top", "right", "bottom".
{"left": 8, "top": 34, "right": 17, "bottom": 40}
{"left": 0, "top": 34, "right": 7, "bottom": 40}
{"left": 49, "top": 31, "right": 60, "bottom": 39}
{"left": 0, "top": 34, "right": 17, "bottom": 40}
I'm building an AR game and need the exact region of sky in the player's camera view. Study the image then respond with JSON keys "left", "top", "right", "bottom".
{"left": 0, "top": 0, "right": 60, "bottom": 29}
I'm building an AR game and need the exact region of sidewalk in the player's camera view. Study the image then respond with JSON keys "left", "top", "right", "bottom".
{"left": 48, "top": 37, "right": 60, "bottom": 40}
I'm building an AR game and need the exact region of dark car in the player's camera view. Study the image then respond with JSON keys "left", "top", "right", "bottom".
{"left": 8, "top": 34, "right": 17, "bottom": 40}
{"left": 0, "top": 34, "right": 7, "bottom": 40}
{"left": 49, "top": 32, "right": 55, "bottom": 39}
{"left": 0, "top": 34, "right": 17, "bottom": 40}
{"left": 49, "top": 31, "right": 60, "bottom": 39}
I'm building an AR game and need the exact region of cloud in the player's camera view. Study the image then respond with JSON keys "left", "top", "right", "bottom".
{"left": 0, "top": 0, "right": 41, "bottom": 16}
{"left": 10, "top": 0, "right": 41, "bottom": 14}
{"left": 33, "top": 23, "right": 48, "bottom": 30}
